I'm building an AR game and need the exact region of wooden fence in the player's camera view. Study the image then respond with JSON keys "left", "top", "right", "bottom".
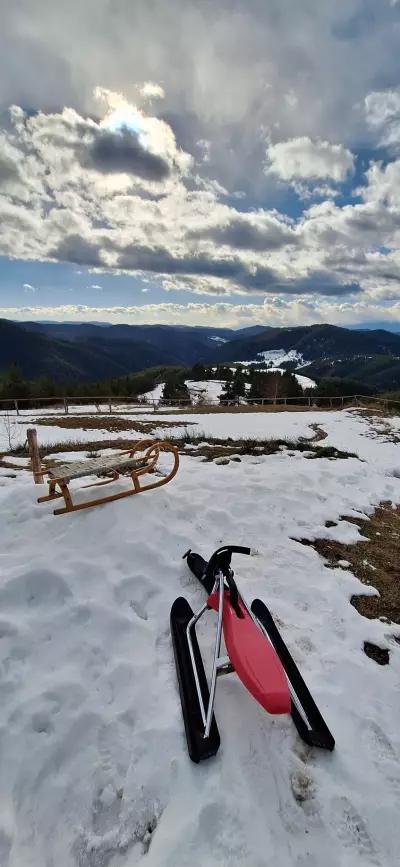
{"left": 0, "top": 393, "right": 399, "bottom": 416}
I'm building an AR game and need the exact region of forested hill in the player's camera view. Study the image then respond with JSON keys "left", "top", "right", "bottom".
{"left": 1, "top": 318, "right": 400, "bottom": 390}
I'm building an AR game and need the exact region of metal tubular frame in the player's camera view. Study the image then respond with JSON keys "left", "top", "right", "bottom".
{"left": 186, "top": 568, "right": 314, "bottom": 739}
{"left": 186, "top": 570, "right": 234, "bottom": 739}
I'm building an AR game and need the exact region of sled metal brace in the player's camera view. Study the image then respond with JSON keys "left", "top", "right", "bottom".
{"left": 186, "top": 570, "right": 233, "bottom": 740}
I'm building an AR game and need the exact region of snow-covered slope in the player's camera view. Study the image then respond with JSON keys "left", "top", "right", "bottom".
{"left": 0, "top": 411, "right": 399, "bottom": 865}
{"left": 185, "top": 379, "right": 225, "bottom": 403}
{"left": 236, "top": 349, "right": 310, "bottom": 368}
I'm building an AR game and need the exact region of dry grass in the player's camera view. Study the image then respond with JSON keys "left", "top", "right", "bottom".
{"left": 32, "top": 415, "right": 188, "bottom": 434}
{"left": 295, "top": 503, "right": 400, "bottom": 625}
{"left": 181, "top": 439, "right": 356, "bottom": 461}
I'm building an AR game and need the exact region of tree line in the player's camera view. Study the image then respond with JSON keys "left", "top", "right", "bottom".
{"left": 0, "top": 360, "right": 372, "bottom": 409}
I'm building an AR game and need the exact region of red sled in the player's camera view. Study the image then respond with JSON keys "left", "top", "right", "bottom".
{"left": 170, "top": 545, "right": 335, "bottom": 762}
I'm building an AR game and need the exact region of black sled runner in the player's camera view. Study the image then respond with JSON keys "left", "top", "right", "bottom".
{"left": 171, "top": 545, "right": 335, "bottom": 762}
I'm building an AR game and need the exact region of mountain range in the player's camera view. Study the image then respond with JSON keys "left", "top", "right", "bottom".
{"left": 2, "top": 318, "right": 400, "bottom": 391}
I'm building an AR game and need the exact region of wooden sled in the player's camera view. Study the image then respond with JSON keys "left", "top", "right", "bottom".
{"left": 37, "top": 439, "right": 179, "bottom": 515}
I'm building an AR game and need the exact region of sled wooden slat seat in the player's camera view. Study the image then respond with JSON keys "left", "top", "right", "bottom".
{"left": 46, "top": 452, "right": 149, "bottom": 482}
{"left": 37, "top": 438, "right": 179, "bottom": 515}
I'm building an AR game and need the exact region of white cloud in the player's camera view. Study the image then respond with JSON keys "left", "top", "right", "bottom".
{"left": 139, "top": 81, "right": 165, "bottom": 101}
{"left": 1, "top": 299, "right": 399, "bottom": 329}
{"left": 360, "top": 159, "right": 400, "bottom": 208}
{"left": 0, "top": 85, "right": 399, "bottom": 312}
{"left": 365, "top": 87, "right": 400, "bottom": 151}
{"left": 265, "top": 137, "right": 354, "bottom": 184}
{"left": 90, "top": 284, "right": 102, "bottom": 290}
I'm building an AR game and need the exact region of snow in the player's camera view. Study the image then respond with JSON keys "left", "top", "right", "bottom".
{"left": 0, "top": 409, "right": 400, "bottom": 864}
{"left": 236, "top": 349, "right": 310, "bottom": 368}
{"left": 185, "top": 379, "right": 225, "bottom": 403}
{"left": 140, "top": 383, "right": 165, "bottom": 402}
{"left": 209, "top": 336, "right": 227, "bottom": 343}
{"left": 295, "top": 373, "right": 316, "bottom": 390}
{"left": 151, "top": 410, "right": 329, "bottom": 442}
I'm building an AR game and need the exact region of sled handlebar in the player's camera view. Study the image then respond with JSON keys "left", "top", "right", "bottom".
{"left": 204, "top": 545, "right": 250, "bottom": 584}
{"left": 204, "top": 546, "right": 250, "bottom": 618}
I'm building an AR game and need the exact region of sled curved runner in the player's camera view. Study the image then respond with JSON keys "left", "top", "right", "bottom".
{"left": 37, "top": 439, "right": 179, "bottom": 515}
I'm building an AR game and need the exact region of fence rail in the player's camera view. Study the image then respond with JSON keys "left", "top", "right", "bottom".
{"left": 1, "top": 393, "right": 400, "bottom": 416}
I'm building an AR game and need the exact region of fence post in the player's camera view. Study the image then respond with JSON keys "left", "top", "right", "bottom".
{"left": 64, "top": 398, "right": 69, "bottom": 415}
{"left": 109, "top": 397, "right": 112, "bottom": 414}
{"left": 27, "top": 428, "right": 44, "bottom": 484}
{"left": 14, "top": 399, "right": 19, "bottom": 416}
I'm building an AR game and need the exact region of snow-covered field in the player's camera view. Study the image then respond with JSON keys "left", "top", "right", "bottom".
{"left": 0, "top": 409, "right": 400, "bottom": 866}
{"left": 236, "top": 349, "right": 310, "bottom": 368}
{"left": 0, "top": 406, "right": 365, "bottom": 451}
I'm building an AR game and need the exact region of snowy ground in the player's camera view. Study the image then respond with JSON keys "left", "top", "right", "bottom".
{"left": 0, "top": 406, "right": 364, "bottom": 452}
{"left": 0, "top": 410, "right": 400, "bottom": 866}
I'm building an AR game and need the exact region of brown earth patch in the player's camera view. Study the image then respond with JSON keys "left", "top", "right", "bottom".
{"left": 181, "top": 437, "right": 356, "bottom": 462}
{"left": 294, "top": 502, "right": 400, "bottom": 624}
{"left": 32, "top": 415, "right": 188, "bottom": 434}
{"left": 363, "top": 642, "right": 390, "bottom": 665}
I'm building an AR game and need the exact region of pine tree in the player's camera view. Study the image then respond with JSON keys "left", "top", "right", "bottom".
{"left": 162, "top": 374, "right": 191, "bottom": 404}
{"left": 1, "top": 363, "right": 30, "bottom": 399}
{"left": 190, "top": 362, "right": 207, "bottom": 381}
{"left": 220, "top": 367, "right": 247, "bottom": 403}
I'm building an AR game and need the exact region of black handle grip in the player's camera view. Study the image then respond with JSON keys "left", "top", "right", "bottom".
{"left": 204, "top": 545, "right": 250, "bottom": 585}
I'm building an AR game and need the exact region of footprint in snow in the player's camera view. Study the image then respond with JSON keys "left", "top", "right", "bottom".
{"left": 197, "top": 801, "right": 250, "bottom": 863}
{"left": 0, "top": 569, "right": 71, "bottom": 610}
{"left": 290, "top": 768, "right": 316, "bottom": 810}
{"left": 330, "top": 796, "right": 379, "bottom": 864}
{"left": 113, "top": 575, "right": 159, "bottom": 621}
{"left": 75, "top": 785, "right": 163, "bottom": 866}
{"left": 363, "top": 720, "right": 397, "bottom": 763}
{"left": 295, "top": 635, "right": 316, "bottom": 655}
{"left": 363, "top": 720, "right": 400, "bottom": 794}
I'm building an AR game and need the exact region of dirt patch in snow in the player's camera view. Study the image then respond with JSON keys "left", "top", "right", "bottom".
{"left": 363, "top": 641, "right": 390, "bottom": 665}
{"left": 181, "top": 435, "right": 356, "bottom": 462}
{"left": 305, "top": 423, "right": 328, "bottom": 443}
{"left": 297, "top": 503, "right": 400, "bottom": 624}
{"left": 32, "top": 415, "right": 187, "bottom": 434}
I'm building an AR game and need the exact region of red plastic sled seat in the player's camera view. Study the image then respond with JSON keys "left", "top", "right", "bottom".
{"left": 207, "top": 592, "right": 291, "bottom": 715}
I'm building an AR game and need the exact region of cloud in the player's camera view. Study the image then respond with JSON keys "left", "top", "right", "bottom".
{"left": 188, "top": 214, "right": 298, "bottom": 251}
{"left": 139, "top": 81, "right": 165, "bottom": 101}
{"left": 2, "top": 0, "right": 400, "bottom": 198}
{"left": 90, "top": 284, "right": 102, "bottom": 290}
{"left": 1, "top": 299, "right": 399, "bottom": 329}
{"left": 265, "top": 137, "right": 354, "bottom": 184}
{"left": 83, "top": 127, "right": 171, "bottom": 181}
{"left": 0, "top": 80, "right": 399, "bottom": 312}
{"left": 365, "top": 87, "right": 400, "bottom": 150}
{"left": 51, "top": 235, "right": 105, "bottom": 268}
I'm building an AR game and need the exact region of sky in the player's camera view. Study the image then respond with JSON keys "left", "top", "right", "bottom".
{"left": 1, "top": 0, "right": 400, "bottom": 329}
